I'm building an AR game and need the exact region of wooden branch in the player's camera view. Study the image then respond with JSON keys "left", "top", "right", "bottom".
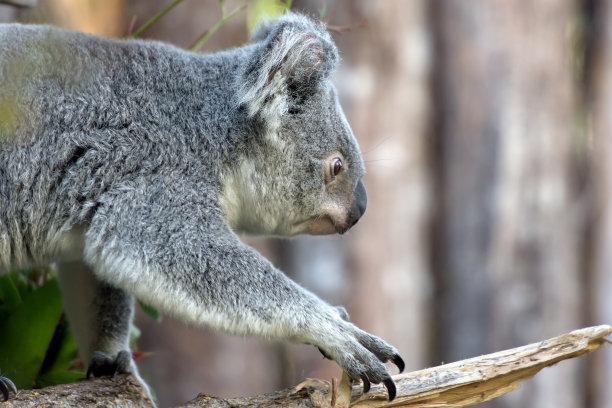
{"left": 178, "top": 325, "right": 612, "bottom": 407}
{"left": 2, "top": 325, "right": 610, "bottom": 407}
{"left": 349, "top": 324, "right": 612, "bottom": 407}
{"left": 0, "top": 375, "right": 154, "bottom": 408}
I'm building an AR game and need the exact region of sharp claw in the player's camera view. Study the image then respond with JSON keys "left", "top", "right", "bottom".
{"left": 361, "top": 376, "right": 371, "bottom": 394}
{"left": 6, "top": 377, "right": 17, "bottom": 394}
{"left": 392, "top": 354, "right": 405, "bottom": 373}
{"left": 0, "top": 376, "right": 16, "bottom": 401}
{"left": 1, "top": 383, "right": 8, "bottom": 402}
{"left": 383, "top": 377, "right": 397, "bottom": 401}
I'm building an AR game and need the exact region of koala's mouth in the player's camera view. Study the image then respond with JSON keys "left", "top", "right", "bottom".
{"left": 305, "top": 215, "right": 350, "bottom": 235}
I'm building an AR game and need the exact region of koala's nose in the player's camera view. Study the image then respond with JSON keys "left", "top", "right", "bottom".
{"left": 355, "top": 179, "right": 367, "bottom": 218}
{"left": 347, "top": 180, "right": 367, "bottom": 230}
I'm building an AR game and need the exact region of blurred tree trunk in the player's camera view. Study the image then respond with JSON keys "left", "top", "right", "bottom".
{"left": 430, "top": 1, "right": 582, "bottom": 407}
{"left": 0, "top": 5, "right": 17, "bottom": 22}
{"left": 587, "top": 1, "right": 612, "bottom": 407}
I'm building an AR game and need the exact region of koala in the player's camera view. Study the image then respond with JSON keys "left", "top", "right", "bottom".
{"left": 0, "top": 13, "right": 404, "bottom": 402}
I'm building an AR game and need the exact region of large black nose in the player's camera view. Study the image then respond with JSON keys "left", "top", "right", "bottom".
{"left": 355, "top": 179, "right": 367, "bottom": 218}
{"left": 347, "top": 179, "right": 367, "bottom": 230}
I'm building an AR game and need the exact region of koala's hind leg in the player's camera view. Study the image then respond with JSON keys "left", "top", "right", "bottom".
{"left": 56, "top": 261, "right": 140, "bottom": 380}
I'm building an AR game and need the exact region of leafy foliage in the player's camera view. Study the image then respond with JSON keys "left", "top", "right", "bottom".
{"left": 0, "top": 270, "right": 81, "bottom": 389}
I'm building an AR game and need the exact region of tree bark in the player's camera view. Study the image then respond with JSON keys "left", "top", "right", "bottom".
{"left": 587, "top": 1, "right": 612, "bottom": 408}
{"left": 4, "top": 326, "right": 609, "bottom": 408}
{"left": 3, "top": 375, "right": 153, "bottom": 407}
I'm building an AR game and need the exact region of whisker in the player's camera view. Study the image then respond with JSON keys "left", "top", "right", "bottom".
{"left": 364, "top": 163, "right": 396, "bottom": 171}
{"left": 364, "top": 158, "right": 394, "bottom": 164}
{"left": 361, "top": 135, "right": 393, "bottom": 156}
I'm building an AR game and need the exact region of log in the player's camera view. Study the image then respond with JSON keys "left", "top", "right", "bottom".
{"left": 2, "top": 325, "right": 610, "bottom": 407}
{"left": 0, "top": 374, "right": 153, "bottom": 407}
{"left": 349, "top": 325, "right": 612, "bottom": 407}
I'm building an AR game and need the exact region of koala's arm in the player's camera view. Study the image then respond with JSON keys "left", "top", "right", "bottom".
{"left": 84, "top": 173, "right": 403, "bottom": 397}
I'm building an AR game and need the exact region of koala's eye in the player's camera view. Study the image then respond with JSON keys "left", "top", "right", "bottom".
{"left": 331, "top": 157, "right": 343, "bottom": 180}
{"left": 324, "top": 153, "right": 346, "bottom": 185}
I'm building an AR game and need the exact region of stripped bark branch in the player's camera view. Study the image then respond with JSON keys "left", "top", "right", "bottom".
{"left": 2, "top": 325, "right": 610, "bottom": 408}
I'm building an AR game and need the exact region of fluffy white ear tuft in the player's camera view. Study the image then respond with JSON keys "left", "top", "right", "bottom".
{"left": 237, "top": 13, "right": 338, "bottom": 129}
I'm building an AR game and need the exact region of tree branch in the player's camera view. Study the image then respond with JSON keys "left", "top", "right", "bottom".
{"left": 2, "top": 374, "right": 153, "bottom": 407}
{"left": 3, "top": 325, "right": 610, "bottom": 407}
{"left": 348, "top": 324, "right": 612, "bottom": 407}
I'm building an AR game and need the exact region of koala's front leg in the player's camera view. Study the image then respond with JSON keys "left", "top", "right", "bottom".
{"left": 84, "top": 176, "right": 404, "bottom": 400}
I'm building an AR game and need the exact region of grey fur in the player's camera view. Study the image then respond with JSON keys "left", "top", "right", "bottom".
{"left": 0, "top": 13, "right": 403, "bottom": 399}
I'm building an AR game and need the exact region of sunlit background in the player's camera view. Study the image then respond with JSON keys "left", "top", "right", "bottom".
{"left": 1, "top": 1, "right": 611, "bottom": 407}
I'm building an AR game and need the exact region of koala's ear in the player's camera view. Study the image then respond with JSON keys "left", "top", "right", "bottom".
{"left": 238, "top": 13, "right": 339, "bottom": 127}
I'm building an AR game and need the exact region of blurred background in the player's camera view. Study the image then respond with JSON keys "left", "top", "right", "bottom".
{"left": 1, "top": 0, "right": 611, "bottom": 407}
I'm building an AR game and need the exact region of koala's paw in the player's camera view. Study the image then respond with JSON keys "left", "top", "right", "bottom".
{"left": 317, "top": 307, "right": 351, "bottom": 360}
{"left": 86, "top": 350, "right": 132, "bottom": 379}
{"left": 0, "top": 375, "right": 17, "bottom": 401}
{"left": 321, "top": 324, "right": 405, "bottom": 401}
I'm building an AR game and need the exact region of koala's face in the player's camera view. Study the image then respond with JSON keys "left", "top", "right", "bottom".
{"left": 283, "top": 84, "right": 367, "bottom": 236}
{"left": 221, "top": 83, "right": 367, "bottom": 237}
{"left": 220, "top": 14, "right": 367, "bottom": 236}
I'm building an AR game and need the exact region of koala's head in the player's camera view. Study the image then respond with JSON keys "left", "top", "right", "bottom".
{"left": 220, "top": 13, "right": 366, "bottom": 237}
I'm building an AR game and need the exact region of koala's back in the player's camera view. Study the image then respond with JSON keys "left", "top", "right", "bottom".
{"left": 0, "top": 24, "right": 244, "bottom": 144}
{"left": 0, "top": 24, "right": 247, "bottom": 271}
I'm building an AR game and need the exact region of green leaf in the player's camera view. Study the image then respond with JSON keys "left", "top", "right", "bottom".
{"left": 138, "top": 300, "right": 162, "bottom": 322}
{"left": 45, "top": 323, "right": 79, "bottom": 374}
{"left": 247, "top": 0, "right": 287, "bottom": 32}
{"left": 0, "top": 279, "right": 63, "bottom": 388}
{"left": 0, "top": 274, "right": 21, "bottom": 310}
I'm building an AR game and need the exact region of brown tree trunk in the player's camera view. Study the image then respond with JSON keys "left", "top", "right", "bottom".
{"left": 430, "top": 1, "right": 582, "bottom": 407}
{"left": 587, "top": 1, "right": 612, "bottom": 407}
